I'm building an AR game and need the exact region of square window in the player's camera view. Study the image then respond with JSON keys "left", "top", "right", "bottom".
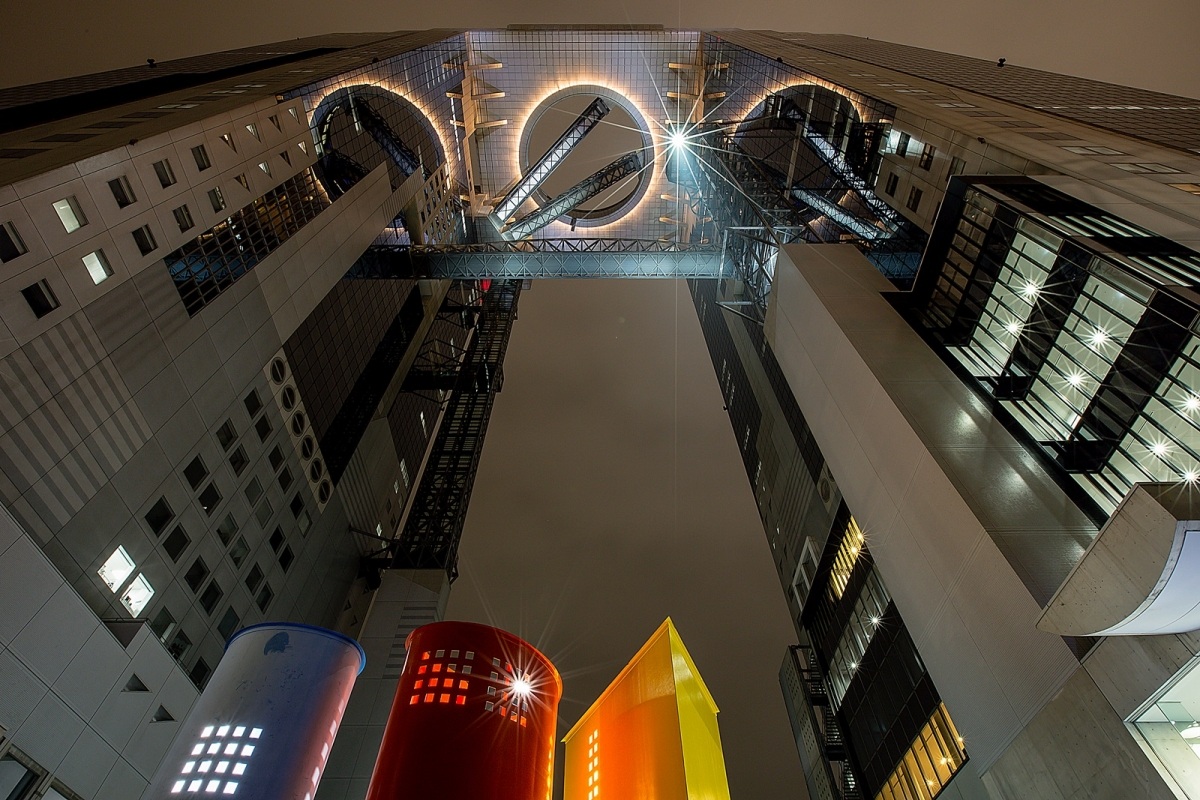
{"left": 254, "top": 498, "right": 273, "bottom": 528}
{"left": 244, "top": 477, "right": 263, "bottom": 505}
{"left": 884, "top": 173, "right": 898, "bottom": 196}
{"left": 99, "top": 545, "right": 136, "bottom": 591}
{"left": 199, "top": 581, "right": 223, "bottom": 614}
{"left": 108, "top": 176, "right": 137, "bottom": 208}
{"left": 146, "top": 497, "right": 174, "bottom": 535}
{"left": 919, "top": 143, "right": 936, "bottom": 170}
{"left": 0, "top": 221, "right": 28, "bottom": 262}
{"left": 217, "top": 607, "right": 240, "bottom": 640}
{"left": 268, "top": 446, "right": 284, "bottom": 471}
{"left": 245, "top": 564, "right": 264, "bottom": 593}
{"left": 168, "top": 628, "right": 192, "bottom": 660}
{"left": 229, "top": 536, "right": 250, "bottom": 567}
{"left": 82, "top": 249, "right": 113, "bottom": 284}
{"left": 184, "top": 456, "right": 208, "bottom": 489}
{"left": 163, "top": 525, "right": 190, "bottom": 561}
{"left": 254, "top": 416, "right": 272, "bottom": 442}
{"left": 185, "top": 557, "right": 209, "bottom": 592}
{"left": 244, "top": 390, "right": 263, "bottom": 417}
{"left": 173, "top": 204, "right": 195, "bottom": 233}
{"left": 198, "top": 483, "right": 222, "bottom": 515}
{"left": 277, "top": 467, "right": 292, "bottom": 491}
{"left": 192, "top": 144, "right": 212, "bottom": 171}
{"left": 907, "top": 186, "right": 923, "bottom": 212}
{"left": 132, "top": 224, "right": 157, "bottom": 255}
{"left": 150, "top": 607, "right": 176, "bottom": 641}
{"left": 229, "top": 446, "right": 249, "bottom": 475}
{"left": 948, "top": 156, "right": 967, "bottom": 179}
{"left": 256, "top": 584, "right": 273, "bottom": 612}
{"left": 53, "top": 195, "right": 88, "bottom": 232}
{"left": 22, "top": 279, "right": 60, "bottom": 318}
{"left": 216, "top": 513, "right": 238, "bottom": 545}
{"left": 153, "top": 159, "right": 177, "bottom": 188}
{"left": 208, "top": 187, "right": 226, "bottom": 213}
{"left": 269, "top": 527, "right": 284, "bottom": 553}
{"left": 122, "top": 573, "right": 154, "bottom": 615}
{"left": 216, "top": 420, "right": 237, "bottom": 450}
{"left": 189, "top": 658, "right": 211, "bottom": 688}
{"left": 290, "top": 494, "right": 305, "bottom": 519}
{"left": 278, "top": 546, "right": 293, "bottom": 572}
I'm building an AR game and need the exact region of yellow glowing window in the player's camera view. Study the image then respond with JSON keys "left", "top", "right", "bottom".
{"left": 520, "top": 717, "right": 527, "bottom": 727}
{"left": 458, "top": 680, "right": 469, "bottom": 690}
{"left": 875, "top": 703, "right": 967, "bottom": 800}
{"left": 422, "top": 651, "right": 430, "bottom": 660}
{"left": 830, "top": 517, "right": 866, "bottom": 599}
{"left": 440, "top": 694, "right": 451, "bottom": 704}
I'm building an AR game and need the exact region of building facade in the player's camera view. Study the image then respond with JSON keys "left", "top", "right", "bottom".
{"left": 1, "top": 26, "right": 1200, "bottom": 800}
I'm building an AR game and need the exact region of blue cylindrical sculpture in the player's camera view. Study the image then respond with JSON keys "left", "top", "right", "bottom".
{"left": 142, "top": 623, "right": 366, "bottom": 800}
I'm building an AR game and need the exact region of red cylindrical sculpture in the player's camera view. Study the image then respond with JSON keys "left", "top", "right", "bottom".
{"left": 365, "top": 621, "right": 562, "bottom": 800}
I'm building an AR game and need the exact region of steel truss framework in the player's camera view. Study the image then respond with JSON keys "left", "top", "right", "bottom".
{"left": 390, "top": 280, "right": 522, "bottom": 576}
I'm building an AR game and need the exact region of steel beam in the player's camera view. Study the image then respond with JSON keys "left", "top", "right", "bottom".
{"left": 489, "top": 97, "right": 610, "bottom": 226}
{"left": 504, "top": 152, "right": 642, "bottom": 240}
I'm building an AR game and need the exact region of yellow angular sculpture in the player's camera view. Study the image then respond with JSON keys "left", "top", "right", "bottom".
{"left": 562, "top": 618, "right": 732, "bottom": 800}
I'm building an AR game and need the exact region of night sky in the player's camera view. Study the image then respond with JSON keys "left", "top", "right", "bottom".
{"left": 4, "top": 4, "right": 1198, "bottom": 799}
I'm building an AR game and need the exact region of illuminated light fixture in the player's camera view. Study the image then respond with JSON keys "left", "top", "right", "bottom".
{"left": 1151, "top": 441, "right": 1171, "bottom": 458}
{"left": 1022, "top": 281, "right": 1041, "bottom": 299}
{"left": 1181, "top": 723, "right": 1200, "bottom": 739}
{"left": 1066, "top": 372, "right": 1085, "bottom": 388}
{"left": 1005, "top": 321, "right": 1022, "bottom": 335}
{"left": 869, "top": 615, "right": 881, "bottom": 626}
{"left": 669, "top": 131, "right": 687, "bottom": 150}
{"left": 849, "top": 661, "right": 858, "bottom": 671}
{"left": 1184, "top": 470, "right": 1199, "bottom": 484}
{"left": 511, "top": 676, "right": 534, "bottom": 697}
{"left": 1184, "top": 394, "right": 1200, "bottom": 413}
{"left": 1089, "top": 328, "right": 1110, "bottom": 347}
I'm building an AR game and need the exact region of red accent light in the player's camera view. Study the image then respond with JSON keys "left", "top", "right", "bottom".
{"left": 440, "top": 694, "right": 451, "bottom": 704}
{"left": 432, "top": 664, "right": 442, "bottom": 673}
{"left": 480, "top": 279, "right": 492, "bottom": 293}
{"left": 424, "top": 694, "right": 434, "bottom": 703}
{"left": 414, "top": 680, "right": 423, "bottom": 689}
{"left": 418, "top": 666, "right": 426, "bottom": 674}
{"left": 409, "top": 696, "right": 418, "bottom": 705}
{"left": 455, "top": 696, "right": 466, "bottom": 705}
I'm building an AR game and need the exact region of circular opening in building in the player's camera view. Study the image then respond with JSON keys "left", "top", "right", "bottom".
{"left": 318, "top": 481, "right": 332, "bottom": 504}
{"left": 301, "top": 436, "right": 315, "bottom": 460}
{"left": 281, "top": 386, "right": 297, "bottom": 411}
{"left": 519, "top": 88, "right": 653, "bottom": 229}
{"left": 310, "top": 459, "right": 325, "bottom": 481}
{"left": 291, "top": 411, "right": 306, "bottom": 436}
{"left": 269, "top": 358, "right": 287, "bottom": 384}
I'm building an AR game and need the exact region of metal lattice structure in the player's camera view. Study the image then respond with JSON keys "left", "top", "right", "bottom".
{"left": 505, "top": 152, "right": 643, "bottom": 239}
{"left": 391, "top": 280, "right": 522, "bottom": 576}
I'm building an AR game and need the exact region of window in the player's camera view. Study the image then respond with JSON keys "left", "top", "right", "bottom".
{"left": 268, "top": 446, "right": 284, "bottom": 471}
{"left": 244, "top": 477, "right": 263, "bottom": 505}
{"left": 884, "top": 173, "right": 898, "bottom": 196}
{"left": 216, "top": 419, "right": 237, "bottom": 450}
{"left": 229, "top": 536, "right": 250, "bottom": 568}
{"left": 0, "top": 750, "right": 42, "bottom": 800}
{"left": 245, "top": 124, "right": 260, "bottom": 141}
{"left": 184, "top": 557, "right": 209, "bottom": 592}
{"left": 208, "top": 187, "right": 226, "bottom": 213}
{"left": 948, "top": 156, "right": 967, "bottom": 179}
{"left": 0, "top": 220, "right": 28, "bottom": 262}
{"left": 234, "top": 173, "right": 250, "bottom": 192}
{"left": 1061, "top": 145, "right": 1125, "bottom": 155}
{"left": 219, "top": 133, "right": 237, "bottom": 152}
{"left": 121, "top": 574, "right": 154, "bottom": 615}
{"left": 173, "top": 204, "right": 195, "bottom": 233}
{"left": 199, "top": 581, "right": 223, "bottom": 614}
{"left": 278, "top": 546, "right": 293, "bottom": 572}
{"left": 183, "top": 456, "right": 208, "bottom": 489}
{"left": 149, "top": 607, "right": 176, "bottom": 641}
{"left": 82, "top": 249, "right": 113, "bottom": 284}
{"left": 98, "top": 545, "right": 136, "bottom": 591}
{"left": 167, "top": 628, "right": 192, "bottom": 660}
{"left": 198, "top": 483, "right": 222, "bottom": 515}
{"left": 1171, "top": 183, "right": 1200, "bottom": 196}
{"left": 216, "top": 513, "right": 238, "bottom": 545}
{"left": 22, "top": 279, "right": 60, "bottom": 318}
{"left": 830, "top": 518, "right": 866, "bottom": 600}
{"left": 257, "top": 162, "right": 271, "bottom": 177}
{"left": 876, "top": 704, "right": 967, "bottom": 800}
{"left": 277, "top": 467, "right": 292, "bottom": 491}
{"left": 256, "top": 584, "right": 273, "bottom": 612}
{"left": 163, "top": 526, "right": 190, "bottom": 561}
{"left": 244, "top": 390, "right": 263, "bottom": 417}
{"left": 108, "top": 176, "right": 137, "bottom": 208}
{"left": 53, "top": 195, "right": 87, "bottom": 232}
{"left": 188, "top": 658, "right": 211, "bottom": 689}
{"left": 289, "top": 493, "right": 305, "bottom": 519}
{"left": 132, "top": 224, "right": 157, "bottom": 255}
{"left": 906, "top": 186, "right": 923, "bottom": 213}
{"left": 896, "top": 132, "right": 911, "bottom": 157}
{"left": 1112, "top": 162, "right": 1181, "bottom": 174}
{"left": 919, "top": 143, "right": 936, "bottom": 170}
{"left": 191, "top": 144, "right": 211, "bottom": 171}
{"left": 245, "top": 564, "right": 264, "bottom": 593}
{"left": 268, "top": 114, "right": 281, "bottom": 131}
{"left": 269, "top": 527, "right": 284, "bottom": 553}
{"left": 145, "top": 497, "right": 173, "bottom": 535}
{"left": 229, "top": 445, "right": 248, "bottom": 475}
{"left": 254, "top": 416, "right": 272, "bottom": 442}
{"left": 217, "top": 607, "right": 240, "bottom": 640}
{"left": 279, "top": 150, "right": 291, "bottom": 166}
{"left": 153, "top": 159, "right": 177, "bottom": 188}
{"left": 254, "top": 498, "right": 273, "bottom": 527}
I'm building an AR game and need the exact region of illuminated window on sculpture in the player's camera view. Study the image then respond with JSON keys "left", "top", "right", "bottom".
{"left": 170, "top": 725, "right": 262, "bottom": 795}
{"left": 875, "top": 704, "right": 967, "bottom": 800}
{"left": 586, "top": 730, "right": 600, "bottom": 800}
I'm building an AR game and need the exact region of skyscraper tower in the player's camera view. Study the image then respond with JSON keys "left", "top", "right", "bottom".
{"left": 0, "top": 26, "right": 1199, "bottom": 800}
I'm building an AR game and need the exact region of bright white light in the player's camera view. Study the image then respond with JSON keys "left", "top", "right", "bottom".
{"left": 232, "top": 764, "right": 247, "bottom": 776}
{"left": 202, "top": 726, "right": 215, "bottom": 738}
{"left": 241, "top": 746, "right": 254, "bottom": 757}
{"left": 869, "top": 616, "right": 881, "bottom": 626}
{"left": 1183, "top": 723, "right": 1200, "bottom": 739}
{"left": 1090, "top": 328, "right": 1109, "bottom": 347}
{"left": 192, "top": 745, "right": 204, "bottom": 756}
{"left": 511, "top": 677, "right": 533, "bottom": 697}
{"left": 233, "top": 727, "right": 246, "bottom": 737}
{"left": 222, "top": 783, "right": 237, "bottom": 795}
{"left": 182, "top": 762, "right": 195, "bottom": 774}
{"left": 121, "top": 573, "right": 154, "bottom": 615}
{"left": 1066, "top": 372, "right": 1084, "bottom": 387}
{"left": 1022, "top": 282, "right": 1040, "bottom": 299}
{"left": 669, "top": 132, "right": 687, "bottom": 150}
{"left": 217, "top": 725, "right": 230, "bottom": 737}
{"left": 172, "top": 781, "right": 186, "bottom": 794}
{"left": 1184, "top": 470, "right": 1199, "bottom": 484}
{"left": 1184, "top": 395, "right": 1200, "bottom": 413}
{"left": 1005, "top": 321, "right": 1022, "bottom": 335}
{"left": 1151, "top": 441, "right": 1171, "bottom": 458}
{"left": 98, "top": 546, "right": 135, "bottom": 592}
{"left": 188, "top": 781, "right": 202, "bottom": 793}
{"left": 224, "top": 743, "right": 237, "bottom": 755}
{"left": 249, "top": 728, "right": 263, "bottom": 739}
